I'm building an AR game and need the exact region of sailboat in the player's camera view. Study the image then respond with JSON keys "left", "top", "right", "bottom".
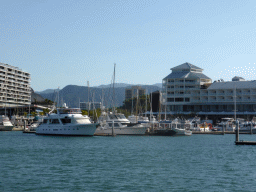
{"left": 95, "top": 64, "right": 149, "bottom": 135}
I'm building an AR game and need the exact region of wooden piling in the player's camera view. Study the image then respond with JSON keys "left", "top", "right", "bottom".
{"left": 112, "top": 121, "right": 115, "bottom": 136}
{"left": 235, "top": 120, "right": 239, "bottom": 142}
{"left": 24, "top": 120, "right": 26, "bottom": 131}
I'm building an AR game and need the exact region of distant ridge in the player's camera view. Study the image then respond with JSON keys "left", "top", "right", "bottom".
{"left": 94, "top": 83, "right": 162, "bottom": 89}
{"left": 95, "top": 83, "right": 132, "bottom": 88}
{"left": 37, "top": 84, "right": 161, "bottom": 108}
{"left": 35, "top": 89, "right": 56, "bottom": 95}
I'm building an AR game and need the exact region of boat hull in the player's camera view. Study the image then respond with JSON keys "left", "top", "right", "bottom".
{"left": 95, "top": 126, "right": 148, "bottom": 135}
{"left": 153, "top": 129, "right": 176, "bottom": 136}
{"left": 36, "top": 123, "right": 97, "bottom": 136}
{"left": 0, "top": 125, "right": 13, "bottom": 131}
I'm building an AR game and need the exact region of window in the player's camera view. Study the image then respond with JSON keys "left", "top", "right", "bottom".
{"left": 51, "top": 119, "right": 60, "bottom": 124}
{"left": 61, "top": 118, "right": 71, "bottom": 124}
{"left": 167, "top": 98, "right": 174, "bottom": 102}
{"left": 175, "top": 98, "right": 184, "bottom": 102}
{"left": 185, "top": 98, "right": 190, "bottom": 102}
{"left": 43, "top": 119, "right": 48, "bottom": 124}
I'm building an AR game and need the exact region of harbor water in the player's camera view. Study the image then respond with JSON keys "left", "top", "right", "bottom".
{"left": 1, "top": 132, "right": 256, "bottom": 191}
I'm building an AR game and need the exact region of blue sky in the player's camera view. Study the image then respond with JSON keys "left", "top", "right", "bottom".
{"left": 0, "top": 0, "right": 256, "bottom": 91}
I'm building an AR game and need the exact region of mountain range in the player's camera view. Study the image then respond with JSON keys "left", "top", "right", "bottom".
{"left": 36, "top": 83, "right": 162, "bottom": 108}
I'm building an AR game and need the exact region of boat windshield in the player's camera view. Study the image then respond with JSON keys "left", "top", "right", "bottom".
{"left": 109, "top": 114, "right": 118, "bottom": 119}
{"left": 58, "top": 108, "right": 81, "bottom": 114}
{"left": 116, "top": 114, "right": 126, "bottom": 119}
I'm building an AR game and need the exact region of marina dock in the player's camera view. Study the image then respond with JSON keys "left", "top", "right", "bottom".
{"left": 235, "top": 141, "right": 256, "bottom": 145}
{"left": 234, "top": 121, "right": 256, "bottom": 145}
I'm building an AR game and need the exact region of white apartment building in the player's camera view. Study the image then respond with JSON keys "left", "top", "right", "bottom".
{"left": 162, "top": 62, "right": 256, "bottom": 115}
{"left": 0, "top": 63, "right": 31, "bottom": 107}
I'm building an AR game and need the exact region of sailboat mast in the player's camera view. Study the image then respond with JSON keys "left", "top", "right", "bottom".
{"left": 165, "top": 84, "right": 167, "bottom": 120}
{"left": 101, "top": 88, "right": 104, "bottom": 110}
{"left": 234, "top": 84, "right": 236, "bottom": 121}
{"left": 136, "top": 89, "right": 138, "bottom": 123}
{"left": 158, "top": 90, "right": 161, "bottom": 121}
{"left": 131, "top": 90, "right": 133, "bottom": 115}
{"left": 87, "top": 81, "right": 90, "bottom": 116}
{"left": 57, "top": 87, "right": 60, "bottom": 108}
{"left": 145, "top": 90, "right": 147, "bottom": 117}
{"left": 112, "top": 63, "right": 116, "bottom": 113}
{"left": 150, "top": 92, "right": 152, "bottom": 122}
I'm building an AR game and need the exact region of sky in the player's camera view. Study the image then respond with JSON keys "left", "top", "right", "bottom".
{"left": 0, "top": 0, "right": 256, "bottom": 91}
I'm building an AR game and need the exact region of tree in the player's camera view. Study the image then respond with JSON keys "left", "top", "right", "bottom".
{"left": 31, "top": 111, "right": 37, "bottom": 117}
{"left": 120, "top": 94, "right": 151, "bottom": 114}
{"left": 42, "top": 108, "right": 50, "bottom": 115}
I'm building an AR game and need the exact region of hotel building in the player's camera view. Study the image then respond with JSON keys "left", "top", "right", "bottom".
{"left": 162, "top": 62, "right": 256, "bottom": 115}
{"left": 0, "top": 63, "right": 31, "bottom": 108}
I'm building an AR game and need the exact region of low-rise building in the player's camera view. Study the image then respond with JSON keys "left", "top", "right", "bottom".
{"left": 162, "top": 62, "right": 256, "bottom": 116}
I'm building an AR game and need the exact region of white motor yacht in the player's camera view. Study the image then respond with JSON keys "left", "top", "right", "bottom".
{"left": 0, "top": 115, "right": 14, "bottom": 131}
{"left": 36, "top": 108, "right": 98, "bottom": 136}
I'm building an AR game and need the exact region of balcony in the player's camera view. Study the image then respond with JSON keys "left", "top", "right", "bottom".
{"left": 243, "top": 92, "right": 251, "bottom": 95}
{"left": 191, "top": 99, "right": 200, "bottom": 102}
{"left": 208, "top": 92, "right": 216, "bottom": 96}
{"left": 184, "top": 81, "right": 197, "bottom": 85}
{"left": 175, "top": 87, "right": 185, "bottom": 90}
{"left": 225, "top": 92, "right": 233, "bottom": 96}
{"left": 7, "top": 71, "right": 15, "bottom": 75}
{"left": 200, "top": 93, "right": 208, "bottom": 96}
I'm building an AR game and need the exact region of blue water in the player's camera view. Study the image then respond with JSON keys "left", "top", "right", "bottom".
{"left": 1, "top": 132, "right": 256, "bottom": 191}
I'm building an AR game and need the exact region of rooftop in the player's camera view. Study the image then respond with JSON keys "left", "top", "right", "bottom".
{"left": 171, "top": 62, "right": 203, "bottom": 71}
{"left": 208, "top": 80, "right": 256, "bottom": 89}
{"left": 163, "top": 71, "right": 211, "bottom": 80}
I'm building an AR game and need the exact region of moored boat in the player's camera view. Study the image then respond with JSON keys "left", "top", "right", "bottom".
{"left": 95, "top": 112, "right": 149, "bottom": 135}
{"left": 36, "top": 108, "right": 98, "bottom": 136}
{"left": 0, "top": 115, "right": 14, "bottom": 131}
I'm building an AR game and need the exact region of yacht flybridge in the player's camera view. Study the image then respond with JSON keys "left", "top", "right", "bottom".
{"left": 36, "top": 108, "right": 98, "bottom": 136}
